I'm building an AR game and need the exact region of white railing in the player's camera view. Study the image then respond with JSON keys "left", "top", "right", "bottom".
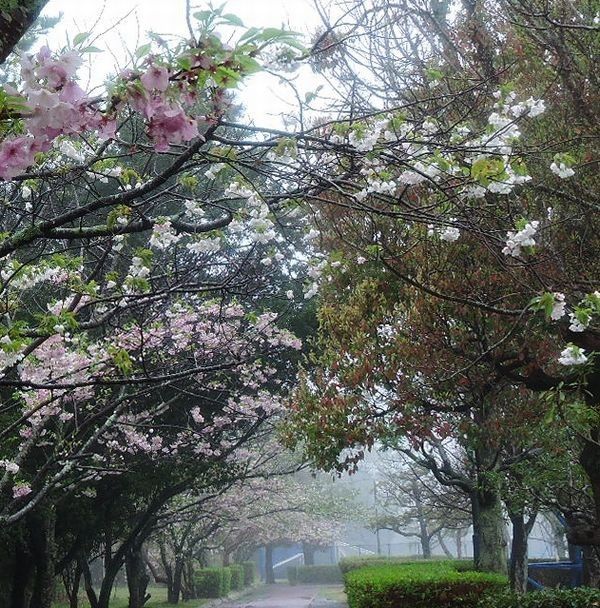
{"left": 273, "top": 552, "right": 304, "bottom": 571}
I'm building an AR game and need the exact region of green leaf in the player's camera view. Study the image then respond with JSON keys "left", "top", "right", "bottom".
{"left": 222, "top": 13, "right": 244, "bottom": 27}
{"left": 135, "top": 43, "right": 152, "bottom": 58}
{"left": 80, "top": 46, "right": 103, "bottom": 53}
{"left": 73, "top": 32, "right": 90, "bottom": 46}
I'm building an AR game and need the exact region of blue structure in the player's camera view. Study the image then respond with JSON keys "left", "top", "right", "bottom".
{"left": 526, "top": 515, "right": 583, "bottom": 589}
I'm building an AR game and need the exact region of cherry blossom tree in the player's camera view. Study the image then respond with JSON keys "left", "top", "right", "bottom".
{"left": 286, "top": 0, "right": 600, "bottom": 575}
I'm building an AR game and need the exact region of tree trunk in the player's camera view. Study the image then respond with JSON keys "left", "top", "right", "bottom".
{"left": 419, "top": 522, "right": 432, "bottom": 559}
{"left": 0, "top": 0, "right": 49, "bottom": 64}
{"left": 302, "top": 543, "right": 316, "bottom": 566}
{"left": 456, "top": 529, "right": 464, "bottom": 559}
{"left": 471, "top": 485, "right": 508, "bottom": 574}
{"left": 264, "top": 545, "right": 275, "bottom": 584}
{"left": 182, "top": 558, "right": 195, "bottom": 599}
{"left": 508, "top": 510, "right": 533, "bottom": 593}
{"left": 9, "top": 539, "right": 34, "bottom": 608}
{"left": 68, "top": 563, "right": 82, "bottom": 608}
{"left": 436, "top": 532, "right": 454, "bottom": 558}
{"left": 29, "top": 509, "right": 57, "bottom": 608}
{"left": 95, "top": 560, "right": 122, "bottom": 608}
{"left": 167, "top": 559, "right": 184, "bottom": 604}
{"left": 582, "top": 546, "right": 600, "bottom": 587}
{"left": 125, "top": 547, "right": 151, "bottom": 608}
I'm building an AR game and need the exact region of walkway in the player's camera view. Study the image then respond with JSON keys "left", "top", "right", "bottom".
{"left": 216, "top": 584, "right": 347, "bottom": 608}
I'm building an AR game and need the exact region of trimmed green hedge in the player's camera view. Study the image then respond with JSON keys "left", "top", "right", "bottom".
{"left": 229, "top": 564, "right": 245, "bottom": 590}
{"left": 195, "top": 567, "right": 225, "bottom": 598}
{"left": 477, "top": 588, "right": 600, "bottom": 608}
{"left": 339, "top": 556, "right": 473, "bottom": 574}
{"left": 242, "top": 560, "right": 256, "bottom": 586}
{"left": 287, "top": 564, "right": 343, "bottom": 585}
{"left": 344, "top": 562, "right": 507, "bottom": 608}
{"left": 288, "top": 565, "right": 299, "bottom": 585}
{"left": 194, "top": 566, "right": 238, "bottom": 598}
{"left": 221, "top": 567, "right": 232, "bottom": 596}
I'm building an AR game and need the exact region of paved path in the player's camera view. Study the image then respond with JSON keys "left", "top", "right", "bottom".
{"left": 216, "top": 584, "right": 347, "bottom": 608}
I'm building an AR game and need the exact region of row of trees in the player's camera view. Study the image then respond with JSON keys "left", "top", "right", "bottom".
{"left": 0, "top": 0, "right": 598, "bottom": 604}
{"left": 0, "top": 5, "right": 333, "bottom": 607}
{"left": 286, "top": 0, "right": 600, "bottom": 593}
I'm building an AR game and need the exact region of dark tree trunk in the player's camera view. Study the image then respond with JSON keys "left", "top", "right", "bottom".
{"left": 182, "top": 557, "right": 196, "bottom": 599}
{"left": 29, "top": 509, "right": 57, "bottom": 608}
{"left": 436, "top": 532, "right": 454, "bottom": 558}
{"left": 9, "top": 540, "right": 34, "bottom": 608}
{"left": 0, "top": 0, "right": 49, "bottom": 64}
{"left": 419, "top": 521, "right": 432, "bottom": 559}
{"left": 471, "top": 484, "right": 508, "bottom": 574}
{"left": 167, "top": 559, "right": 184, "bottom": 604}
{"left": 68, "top": 563, "right": 82, "bottom": 608}
{"left": 79, "top": 556, "right": 99, "bottom": 608}
{"left": 125, "top": 547, "right": 151, "bottom": 608}
{"left": 582, "top": 546, "right": 600, "bottom": 587}
{"left": 95, "top": 561, "right": 121, "bottom": 608}
{"left": 508, "top": 508, "right": 536, "bottom": 593}
{"left": 302, "top": 543, "right": 316, "bottom": 566}
{"left": 264, "top": 545, "right": 275, "bottom": 584}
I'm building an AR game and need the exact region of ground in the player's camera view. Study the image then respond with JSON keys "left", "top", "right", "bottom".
{"left": 52, "top": 586, "right": 206, "bottom": 608}
{"left": 217, "top": 584, "right": 348, "bottom": 608}
{"left": 52, "top": 584, "right": 348, "bottom": 608}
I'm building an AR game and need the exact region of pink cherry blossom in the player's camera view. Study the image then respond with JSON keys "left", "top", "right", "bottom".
{"left": 0, "top": 137, "right": 38, "bottom": 180}
{"left": 141, "top": 64, "right": 170, "bottom": 92}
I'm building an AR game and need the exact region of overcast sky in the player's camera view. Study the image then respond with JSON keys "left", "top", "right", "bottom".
{"left": 39, "top": 0, "right": 325, "bottom": 127}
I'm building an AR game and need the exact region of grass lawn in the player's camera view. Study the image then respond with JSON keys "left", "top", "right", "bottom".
{"left": 53, "top": 586, "right": 206, "bottom": 608}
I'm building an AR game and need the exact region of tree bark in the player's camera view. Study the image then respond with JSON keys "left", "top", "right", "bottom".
{"left": 68, "top": 563, "right": 82, "bottom": 608}
{"left": 582, "top": 546, "right": 600, "bottom": 587}
{"left": 167, "top": 559, "right": 184, "bottom": 604}
{"left": 125, "top": 547, "right": 150, "bottom": 608}
{"left": 419, "top": 522, "right": 432, "bottom": 559}
{"left": 436, "top": 532, "right": 454, "bottom": 558}
{"left": 456, "top": 529, "right": 464, "bottom": 559}
{"left": 302, "top": 543, "right": 316, "bottom": 566}
{"left": 508, "top": 509, "right": 536, "bottom": 593}
{"left": 9, "top": 539, "right": 34, "bottom": 608}
{"left": 264, "top": 545, "right": 275, "bottom": 584}
{"left": 0, "top": 0, "right": 49, "bottom": 64}
{"left": 29, "top": 508, "right": 57, "bottom": 608}
{"left": 471, "top": 485, "right": 508, "bottom": 574}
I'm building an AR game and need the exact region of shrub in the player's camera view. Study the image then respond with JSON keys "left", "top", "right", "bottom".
{"left": 344, "top": 562, "right": 507, "bottom": 608}
{"left": 288, "top": 565, "right": 299, "bottom": 585}
{"left": 229, "top": 564, "right": 245, "bottom": 591}
{"left": 195, "top": 567, "right": 225, "bottom": 598}
{"left": 242, "top": 560, "right": 256, "bottom": 586}
{"left": 476, "top": 587, "right": 600, "bottom": 608}
{"left": 339, "top": 556, "right": 473, "bottom": 575}
{"left": 296, "top": 564, "right": 343, "bottom": 584}
{"left": 221, "top": 567, "right": 232, "bottom": 596}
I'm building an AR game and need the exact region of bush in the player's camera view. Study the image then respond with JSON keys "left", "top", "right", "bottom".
{"left": 344, "top": 562, "right": 507, "bottom": 608}
{"left": 195, "top": 567, "right": 225, "bottom": 598}
{"left": 288, "top": 565, "right": 299, "bottom": 585}
{"left": 221, "top": 567, "right": 232, "bottom": 596}
{"left": 339, "top": 556, "right": 473, "bottom": 575}
{"left": 241, "top": 560, "right": 256, "bottom": 586}
{"left": 476, "top": 587, "right": 600, "bottom": 608}
{"left": 287, "top": 564, "right": 343, "bottom": 584}
{"left": 229, "top": 564, "right": 245, "bottom": 591}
